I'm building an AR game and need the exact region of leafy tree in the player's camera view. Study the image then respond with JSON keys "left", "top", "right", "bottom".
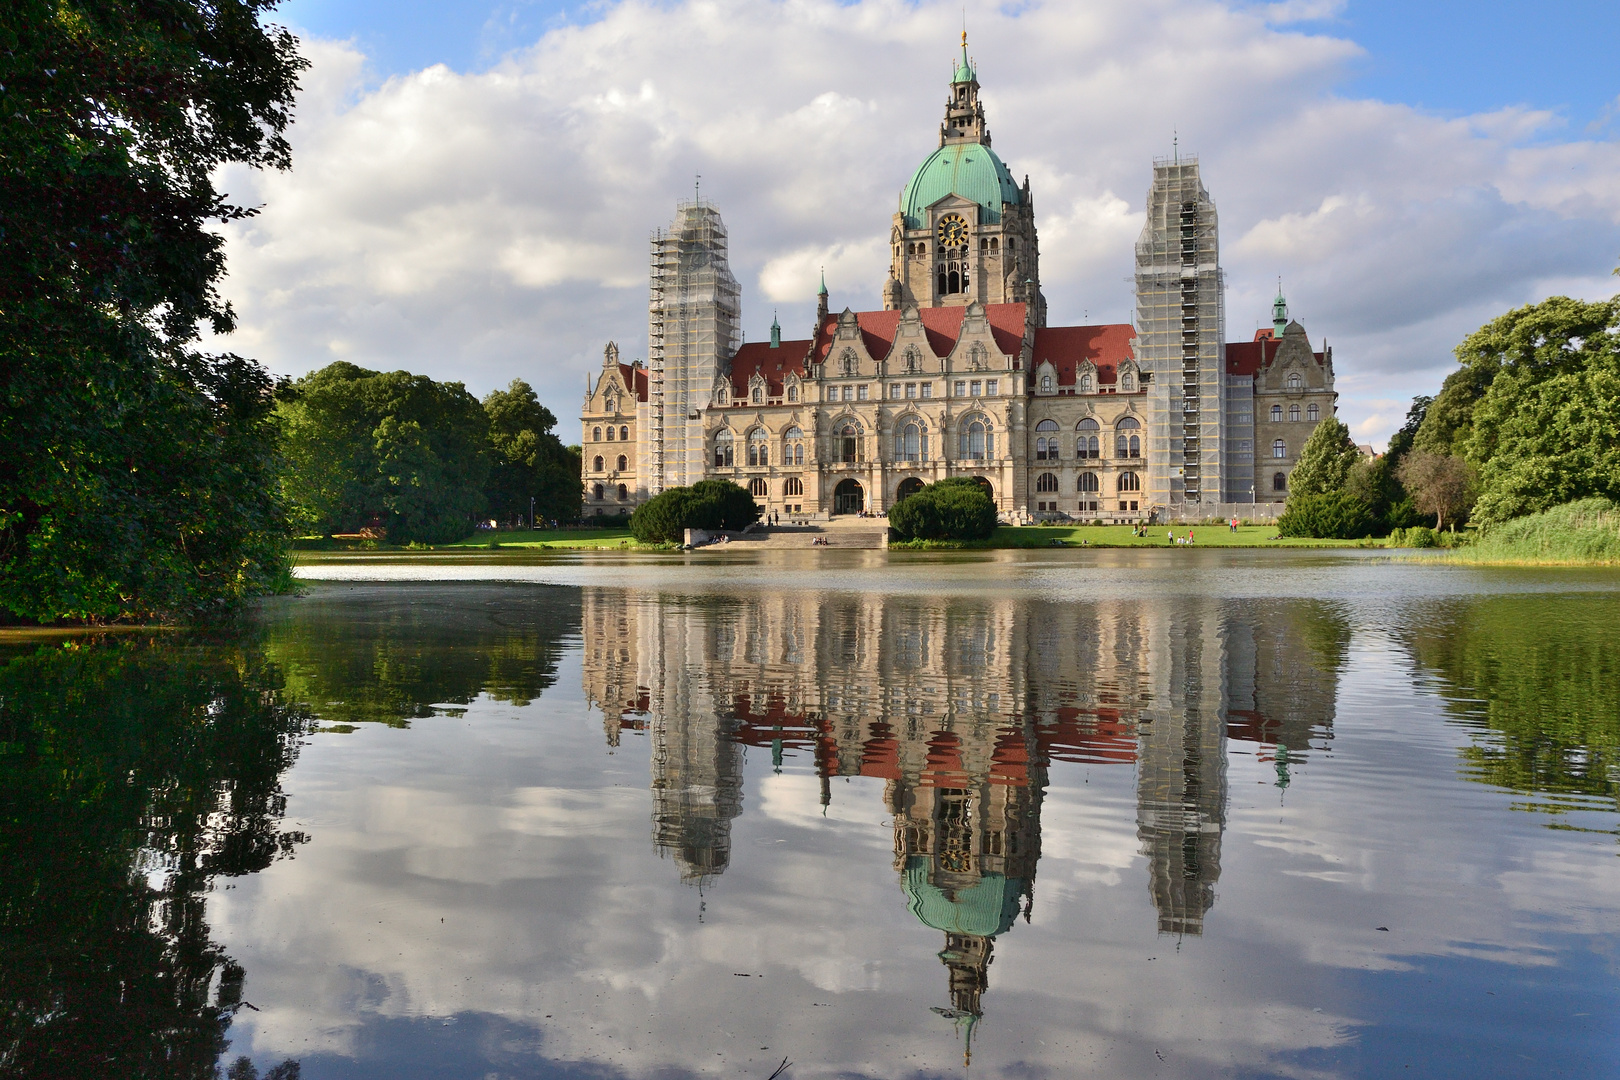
{"left": 483, "top": 380, "right": 581, "bottom": 525}
{"left": 888, "top": 477, "right": 997, "bottom": 541}
{"left": 1276, "top": 491, "right": 1373, "bottom": 539}
{"left": 1410, "top": 294, "right": 1620, "bottom": 525}
{"left": 1, "top": 1, "right": 307, "bottom": 622}
{"left": 1286, "top": 417, "right": 1361, "bottom": 499}
{"left": 629, "top": 480, "right": 760, "bottom": 544}
{"left": 277, "top": 363, "right": 490, "bottom": 544}
{"left": 1397, "top": 451, "right": 1478, "bottom": 532}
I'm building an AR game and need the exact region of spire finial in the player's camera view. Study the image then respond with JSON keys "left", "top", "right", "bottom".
{"left": 1173, "top": 130, "right": 1178, "bottom": 164}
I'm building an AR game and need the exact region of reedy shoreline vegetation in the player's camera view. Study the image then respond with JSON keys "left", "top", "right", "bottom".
{"left": 1441, "top": 498, "right": 1620, "bottom": 566}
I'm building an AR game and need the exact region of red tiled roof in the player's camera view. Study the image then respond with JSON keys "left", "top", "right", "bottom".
{"left": 811, "top": 303, "right": 1027, "bottom": 365}
{"left": 728, "top": 340, "right": 812, "bottom": 397}
{"left": 617, "top": 363, "right": 649, "bottom": 401}
{"left": 1223, "top": 337, "right": 1326, "bottom": 376}
{"left": 1029, "top": 323, "right": 1137, "bottom": 387}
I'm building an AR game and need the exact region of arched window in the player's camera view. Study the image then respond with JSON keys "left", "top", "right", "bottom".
{"left": 1078, "top": 472, "right": 1100, "bottom": 493}
{"left": 1287, "top": 372, "right": 1302, "bottom": 390}
{"left": 751, "top": 384, "right": 763, "bottom": 404}
{"left": 714, "top": 430, "right": 734, "bottom": 468}
{"left": 748, "top": 478, "right": 768, "bottom": 497}
{"left": 840, "top": 424, "right": 860, "bottom": 463}
{"left": 1272, "top": 439, "right": 1287, "bottom": 459}
{"left": 1076, "top": 417, "right": 1100, "bottom": 459}
{"left": 1289, "top": 404, "right": 1301, "bottom": 422}
{"left": 1115, "top": 416, "right": 1141, "bottom": 458}
{"left": 1120, "top": 370, "right": 1135, "bottom": 392}
{"left": 620, "top": 426, "right": 629, "bottom": 441}
{"left": 1079, "top": 373, "right": 1092, "bottom": 393}
{"left": 605, "top": 426, "right": 614, "bottom": 441}
{"left": 1036, "top": 472, "right": 1059, "bottom": 493}
{"left": 747, "top": 429, "right": 769, "bottom": 467}
{"left": 783, "top": 426, "right": 805, "bottom": 466}
{"left": 617, "top": 455, "right": 627, "bottom": 471}
{"left": 784, "top": 477, "right": 804, "bottom": 496}
{"left": 593, "top": 426, "right": 602, "bottom": 441}
{"left": 959, "top": 417, "right": 992, "bottom": 460}
{"left": 895, "top": 420, "right": 926, "bottom": 462}
{"left": 1035, "top": 418, "right": 1059, "bottom": 461}
{"left": 1041, "top": 373, "right": 1053, "bottom": 392}
{"left": 1307, "top": 403, "right": 1320, "bottom": 421}
{"left": 617, "top": 484, "right": 628, "bottom": 500}
{"left": 1271, "top": 404, "right": 1283, "bottom": 422}
{"left": 593, "top": 483, "right": 604, "bottom": 500}
{"left": 1273, "top": 472, "right": 1288, "bottom": 492}
{"left": 990, "top": 237, "right": 999, "bottom": 252}
{"left": 1118, "top": 471, "right": 1141, "bottom": 493}
{"left": 787, "top": 385, "right": 798, "bottom": 402}
{"left": 593, "top": 455, "right": 604, "bottom": 471}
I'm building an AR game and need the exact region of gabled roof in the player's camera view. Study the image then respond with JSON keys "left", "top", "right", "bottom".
{"left": 1029, "top": 324, "right": 1137, "bottom": 386}
{"left": 812, "top": 303, "right": 1026, "bottom": 365}
{"left": 616, "top": 363, "right": 649, "bottom": 401}
{"left": 728, "top": 340, "right": 812, "bottom": 396}
{"left": 1224, "top": 335, "right": 1325, "bottom": 376}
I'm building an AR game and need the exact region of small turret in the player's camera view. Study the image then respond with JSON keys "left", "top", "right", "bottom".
{"left": 816, "top": 269, "right": 829, "bottom": 322}
{"left": 770, "top": 312, "right": 781, "bottom": 348}
{"left": 1273, "top": 284, "right": 1289, "bottom": 338}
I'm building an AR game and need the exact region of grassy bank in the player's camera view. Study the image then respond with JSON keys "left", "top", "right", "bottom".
{"left": 1442, "top": 499, "right": 1620, "bottom": 566}
{"left": 894, "top": 524, "right": 1370, "bottom": 550}
{"left": 292, "top": 528, "right": 644, "bottom": 553}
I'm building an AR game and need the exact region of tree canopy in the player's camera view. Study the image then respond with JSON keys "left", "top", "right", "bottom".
{"left": 1, "top": 1, "right": 307, "bottom": 621}
{"left": 629, "top": 480, "right": 761, "bottom": 544}
{"left": 483, "top": 380, "right": 582, "bottom": 526}
{"left": 1408, "top": 294, "right": 1620, "bottom": 526}
{"left": 277, "top": 363, "right": 491, "bottom": 544}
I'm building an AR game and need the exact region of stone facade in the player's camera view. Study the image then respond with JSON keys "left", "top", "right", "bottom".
{"left": 581, "top": 41, "right": 1338, "bottom": 522}
{"left": 581, "top": 342, "right": 646, "bottom": 515}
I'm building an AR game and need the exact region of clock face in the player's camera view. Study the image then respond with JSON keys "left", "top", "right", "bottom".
{"left": 936, "top": 214, "right": 968, "bottom": 249}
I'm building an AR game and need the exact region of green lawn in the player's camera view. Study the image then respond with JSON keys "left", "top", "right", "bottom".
{"left": 435, "top": 528, "right": 640, "bottom": 549}
{"left": 981, "top": 524, "right": 1366, "bottom": 548}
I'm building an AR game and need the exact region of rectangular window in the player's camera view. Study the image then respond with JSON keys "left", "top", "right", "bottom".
{"left": 985, "top": 379, "right": 998, "bottom": 396}
{"left": 920, "top": 383, "right": 932, "bottom": 398}
{"left": 905, "top": 383, "right": 917, "bottom": 399}
{"left": 954, "top": 380, "right": 967, "bottom": 397}
{"left": 970, "top": 380, "right": 982, "bottom": 397}
{"left": 842, "top": 386, "right": 853, "bottom": 401}
{"left": 857, "top": 385, "right": 869, "bottom": 401}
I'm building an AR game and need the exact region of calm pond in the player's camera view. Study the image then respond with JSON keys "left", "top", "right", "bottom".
{"left": 4, "top": 550, "right": 1618, "bottom": 1079}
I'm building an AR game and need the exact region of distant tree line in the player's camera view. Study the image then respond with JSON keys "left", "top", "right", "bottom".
{"left": 277, "top": 363, "right": 580, "bottom": 544}
{"left": 1280, "top": 292, "right": 1620, "bottom": 539}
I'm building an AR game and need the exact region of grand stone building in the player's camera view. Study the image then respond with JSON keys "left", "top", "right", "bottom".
{"left": 582, "top": 38, "right": 1338, "bottom": 521}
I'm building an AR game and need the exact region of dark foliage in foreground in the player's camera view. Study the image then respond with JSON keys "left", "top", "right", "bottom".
{"left": 629, "top": 480, "right": 762, "bottom": 544}
{"left": 0, "top": 1, "right": 307, "bottom": 622}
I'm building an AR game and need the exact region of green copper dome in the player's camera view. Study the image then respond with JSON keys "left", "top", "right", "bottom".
{"left": 903, "top": 856, "right": 1023, "bottom": 938}
{"left": 900, "top": 142, "right": 1020, "bottom": 229}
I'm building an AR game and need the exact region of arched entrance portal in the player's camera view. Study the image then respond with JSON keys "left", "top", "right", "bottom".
{"left": 896, "top": 476, "right": 926, "bottom": 502}
{"left": 833, "top": 478, "right": 865, "bottom": 516}
{"left": 969, "top": 476, "right": 993, "bottom": 499}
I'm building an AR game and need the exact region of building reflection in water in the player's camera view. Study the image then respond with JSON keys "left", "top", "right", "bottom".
{"left": 582, "top": 587, "right": 1340, "bottom": 1034}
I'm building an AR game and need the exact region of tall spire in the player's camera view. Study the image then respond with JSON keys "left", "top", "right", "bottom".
{"left": 942, "top": 31, "right": 987, "bottom": 145}
{"left": 816, "top": 268, "right": 829, "bottom": 322}
{"left": 769, "top": 310, "right": 781, "bottom": 348}
{"left": 1273, "top": 280, "right": 1289, "bottom": 337}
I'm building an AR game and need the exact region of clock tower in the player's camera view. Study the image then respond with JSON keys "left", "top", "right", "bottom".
{"left": 884, "top": 35, "right": 1044, "bottom": 325}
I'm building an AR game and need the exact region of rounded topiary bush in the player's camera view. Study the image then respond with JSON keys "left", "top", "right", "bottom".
{"left": 629, "top": 480, "right": 760, "bottom": 544}
{"left": 889, "top": 478, "right": 997, "bottom": 541}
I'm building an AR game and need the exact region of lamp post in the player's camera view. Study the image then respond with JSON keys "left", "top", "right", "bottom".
{"left": 529, "top": 496, "right": 535, "bottom": 531}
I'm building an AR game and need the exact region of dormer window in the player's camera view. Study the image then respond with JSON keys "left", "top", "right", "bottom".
{"left": 1121, "top": 370, "right": 1135, "bottom": 392}
{"left": 1079, "top": 373, "right": 1092, "bottom": 394}
{"left": 1287, "top": 372, "right": 1302, "bottom": 390}
{"left": 1041, "top": 374, "right": 1052, "bottom": 392}
{"left": 751, "top": 385, "right": 763, "bottom": 403}
{"left": 787, "top": 385, "right": 798, "bottom": 402}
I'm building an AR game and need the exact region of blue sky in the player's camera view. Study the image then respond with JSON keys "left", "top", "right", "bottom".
{"left": 275, "top": 0, "right": 1620, "bottom": 130}
{"left": 225, "top": 1, "right": 1620, "bottom": 447}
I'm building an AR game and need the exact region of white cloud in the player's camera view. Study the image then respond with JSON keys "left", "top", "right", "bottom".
{"left": 213, "top": 0, "right": 1620, "bottom": 448}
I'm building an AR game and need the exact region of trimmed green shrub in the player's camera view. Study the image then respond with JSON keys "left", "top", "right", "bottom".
{"left": 629, "top": 481, "right": 760, "bottom": 544}
{"left": 1389, "top": 526, "right": 1439, "bottom": 548}
{"left": 1277, "top": 491, "right": 1374, "bottom": 539}
{"left": 889, "top": 478, "right": 997, "bottom": 541}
